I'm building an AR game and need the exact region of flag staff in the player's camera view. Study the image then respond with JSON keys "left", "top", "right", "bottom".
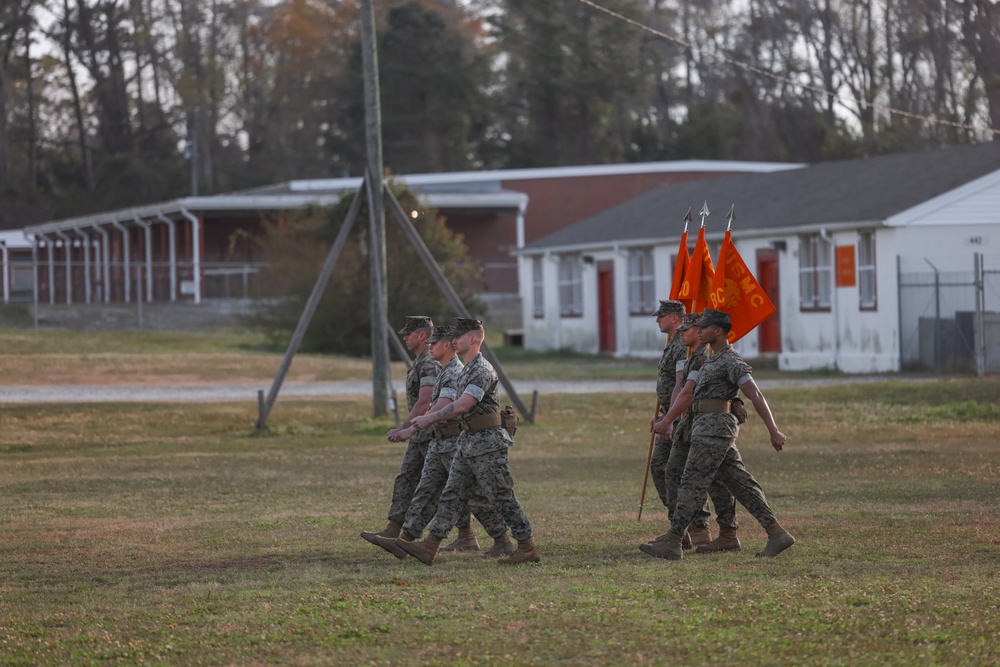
{"left": 699, "top": 201, "right": 709, "bottom": 228}
{"left": 726, "top": 204, "right": 735, "bottom": 232}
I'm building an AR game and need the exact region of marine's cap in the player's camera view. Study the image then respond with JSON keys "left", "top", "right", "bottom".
{"left": 452, "top": 317, "right": 484, "bottom": 336}
{"left": 397, "top": 315, "right": 434, "bottom": 335}
{"left": 426, "top": 325, "right": 455, "bottom": 343}
{"left": 652, "top": 299, "right": 686, "bottom": 317}
{"left": 694, "top": 309, "right": 731, "bottom": 328}
{"left": 676, "top": 313, "right": 701, "bottom": 332}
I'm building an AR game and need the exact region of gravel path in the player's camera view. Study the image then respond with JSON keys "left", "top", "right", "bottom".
{"left": 0, "top": 376, "right": 917, "bottom": 404}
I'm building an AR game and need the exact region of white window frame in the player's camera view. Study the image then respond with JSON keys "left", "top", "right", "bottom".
{"left": 799, "top": 234, "right": 832, "bottom": 311}
{"left": 532, "top": 256, "right": 545, "bottom": 318}
{"left": 858, "top": 231, "right": 877, "bottom": 310}
{"left": 627, "top": 247, "right": 656, "bottom": 315}
{"left": 558, "top": 255, "right": 583, "bottom": 317}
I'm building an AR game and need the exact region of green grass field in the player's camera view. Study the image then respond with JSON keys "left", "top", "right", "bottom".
{"left": 1, "top": 367, "right": 999, "bottom": 665}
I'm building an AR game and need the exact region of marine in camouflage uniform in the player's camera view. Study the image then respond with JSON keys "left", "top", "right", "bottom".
{"left": 649, "top": 300, "right": 687, "bottom": 513}
{"left": 663, "top": 314, "right": 737, "bottom": 544}
{"left": 642, "top": 309, "right": 795, "bottom": 561}
{"left": 371, "top": 326, "right": 511, "bottom": 559}
{"left": 397, "top": 318, "right": 540, "bottom": 566}
{"left": 360, "top": 316, "right": 440, "bottom": 545}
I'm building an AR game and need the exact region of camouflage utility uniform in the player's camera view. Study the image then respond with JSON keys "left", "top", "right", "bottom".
{"left": 649, "top": 332, "right": 686, "bottom": 510}
{"left": 426, "top": 353, "right": 533, "bottom": 542}
{"left": 670, "top": 344, "right": 779, "bottom": 535}
{"left": 402, "top": 356, "right": 507, "bottom": 539}
{"left": 665, "top": 343, "right": 737, "bottom": 531}
{"left": 387, "top": 347, "right": 441, "bottom": 526}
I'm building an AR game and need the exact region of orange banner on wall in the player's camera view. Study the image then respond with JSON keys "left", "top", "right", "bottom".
{"left": 835, "top": 245, "right": 856, "bottom": 287}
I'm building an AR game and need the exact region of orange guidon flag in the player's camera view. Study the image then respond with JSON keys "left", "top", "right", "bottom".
{"left": 709, "top": 230, "right": 777, "bottom": 343}
{"left": 668, "top": 228, "right": 690, "bottom": 308}
{"left": 679, "top": 225, "right": 715, "bottom": 312}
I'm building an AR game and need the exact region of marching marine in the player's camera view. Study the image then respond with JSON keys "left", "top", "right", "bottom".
{"left": 370, "top": 325, "right": 514, "bottom": 559}
{"left": 644, "top": 309, "right": 795, "bottom": 560}
{"left": 360, "top": 316, "right": 441, "bottom": 546}
{"left": 396, "top": 318, "right": 540, "bottom": 566}
{"left": 648, "top": 300, "right": 713, "bottom": 547}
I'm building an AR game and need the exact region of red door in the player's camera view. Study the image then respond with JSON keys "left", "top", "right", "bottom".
{"left": 757, "top": 250, "right": 781, "bottom": 353}
{"left": 597, "top": 261, "right": 616, "bottom": 352}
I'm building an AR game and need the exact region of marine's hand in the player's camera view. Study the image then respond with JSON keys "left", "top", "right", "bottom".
{"left": 411, "top": 414, "right": 433, "bottom": 430}
{"left": 391, "top": 426, "right": 415, "bottom": 442}
{"left": 770, "top": 429, "right": 786, "bottom": 452}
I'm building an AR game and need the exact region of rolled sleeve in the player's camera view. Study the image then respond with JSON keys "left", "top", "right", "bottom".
{"left": 463, "top": 385, "right": 485, "bottom": 401}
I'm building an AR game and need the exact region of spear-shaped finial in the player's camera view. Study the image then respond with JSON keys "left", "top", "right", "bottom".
{"left": 698, "top": 201, "right": 709, "bottom": 227}
{"left": 683, "top": 207, "right": 692, "bottom": 232}
{"left": 726, "top": 204, "right": 735, "bottom": 232}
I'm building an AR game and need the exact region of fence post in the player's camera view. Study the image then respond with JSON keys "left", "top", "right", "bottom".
{"left": 975, "top": 253, "right": 986, "bottom": 377}
{"left": 896, "top": 255, "right": 903, "bottom": 371}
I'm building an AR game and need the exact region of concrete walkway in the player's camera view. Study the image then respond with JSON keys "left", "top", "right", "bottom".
{"left": 0, "top": 375, "right": 921, "bottom": 404}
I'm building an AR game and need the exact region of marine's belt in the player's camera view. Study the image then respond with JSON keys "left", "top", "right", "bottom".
{"left": 691, "top": 399, "right": 732, "bottom": 414}
{"left": 434, "top": 421, "right": 463, "bottom": 439}
{"left": 460, "top": 411, "right": 502, "bottom": 433}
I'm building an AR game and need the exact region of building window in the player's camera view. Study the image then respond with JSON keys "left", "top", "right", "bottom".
{"left": 799, "top": 234, "right": 832, "bottom": 311}
{"left": 532, "top": 256, "right": 545, "bottom": 318}
{"left": 627, "top": 248, "right": 656, "bottom": 315}
{"left": 858, "top": 231, "right": 877, "bottom": 310}
{"left": 558, "top": 255, "right": 583, "bottom": 317}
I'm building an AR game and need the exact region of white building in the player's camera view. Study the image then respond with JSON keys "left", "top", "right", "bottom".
{"left": 517, "top": 142, "right": 1000, "bottom": 373}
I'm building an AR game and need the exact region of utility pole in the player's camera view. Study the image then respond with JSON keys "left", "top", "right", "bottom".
{"left": 360, "top": 0, "right": 392, "bottom": 417}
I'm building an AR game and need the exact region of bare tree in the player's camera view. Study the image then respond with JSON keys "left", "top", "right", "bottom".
{"left": 956, "top": 0, "right": 1000, "bottom": 138}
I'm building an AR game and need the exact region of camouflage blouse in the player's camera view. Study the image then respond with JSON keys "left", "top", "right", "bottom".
{"left": 456, "top": 353, "right": 513, "bottom": 456}
{"left": 692, "top": 344, "right": 752, "bottom": 402}
{"left": 656, "top": 333, "right": 687, "bottom": 410}
{"left": 427, "top": 356, "right": 464, "bottom": 453}
{"left": 406, "top": 347, "right": 441, "bottom": 446}
{"left": 405, "top": 347, "right": 441, "bottom": 412}
{"left": 674, "top": 343, "right": 709, "bottom": 435}
{"left": 690, "top": 344, "right": 752, "bottom": 440}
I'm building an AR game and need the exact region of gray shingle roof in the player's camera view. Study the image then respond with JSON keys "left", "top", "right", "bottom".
{"left": 524, "top": 142, "right": 1000, "bottom": 250}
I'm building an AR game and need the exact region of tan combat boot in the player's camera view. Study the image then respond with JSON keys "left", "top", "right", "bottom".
{"left": 396, "top": 534, "right": 443, "bottom": 566}
{"left": 482, "top": 533, "right": 515, "bottom": 558}
{"left": 755, "top": 522, "right": 795, "bottom": 558}
{"left": 360, "top": 520, "right": 401, "bottom": 545}
{"left": 497, "top": 539, "right": 540, "bottom": 564}
{"left": 639, "top": 529, "right": 684, "bottom": 560}
{"left": 687, "top": 524, "right": 712, "bottom": 549}
{"left": 695, "top": 524, "right": 740, "bottom": 553}
{"left": 439, "top": 523, "right": 480, "bottom": 552}
{"left": 372, "top": 532, "right": 415, "bottom": 559}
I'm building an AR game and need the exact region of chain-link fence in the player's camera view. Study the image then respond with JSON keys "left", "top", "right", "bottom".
{"left": 898, "top": 253, "right": 1000, "bottom": 374}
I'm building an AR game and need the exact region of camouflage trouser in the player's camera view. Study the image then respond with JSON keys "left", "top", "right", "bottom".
{"left": 649, "top": 434, "right": 672, "bottom": 509}
{"left": 670, "top": 429, "right": 777, "bottom": 536}
{"left": 387, "top": 438, "right": 430, "bottom": 526}
{"left": 401, "top": 444, "right": 507, "bottom": 539}
{"left": 428, "top": 447, "right": 533, "bottom": 542}
{"left": 666, "top": 416, "right": 737, "bottom": 530}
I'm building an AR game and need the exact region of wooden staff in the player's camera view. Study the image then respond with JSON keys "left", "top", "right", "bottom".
{"left": 637, "top": 398, "right": 661, "bottom": 521}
